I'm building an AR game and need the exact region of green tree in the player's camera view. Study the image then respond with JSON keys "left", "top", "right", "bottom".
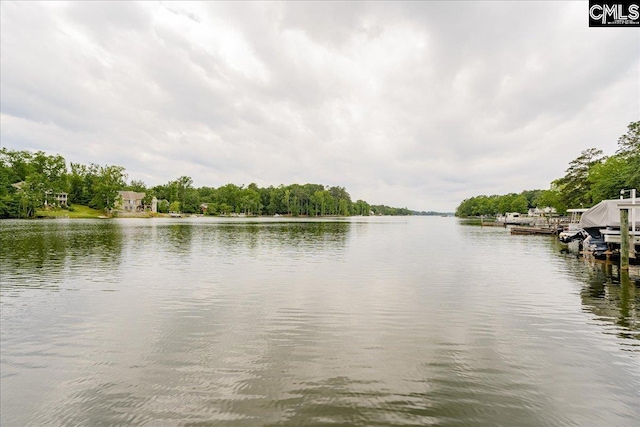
{"left": 510, "top": 195, "right": 529, "bottom": 213}
{"left": 127, "top": 179, "right": 147, "bottom": 193}
{"left": 587, "top": 156, "right": 628, "bottom": 202}
{"left": 0, "top": 153, "right": 17, "bottom": 218}
{"left": 91, "top": 165, "right": 127, "bottom": 211}
{"left": 158, "top": 199, "right": 170, "bottom": 213}
{"left": 31, "top": 152, "right": 68, "bottom": 203}
{"left": 535, "top": 189, "right": 566, "bottom": 214}
{"left": 353, "top": 200, "right": 370, "bottom": 216}
{"left": 219, "top": 203, "right": 232, "bottom": 215}
{"left": 69, "top": 163, "right": 90, "bottom": 205}
{"left": 584, "top": 122, "right": 640, "bottom": 204}
{"left": 1, "top": 149, "right": 33, "bottom": 183}
{"left": 553, "top": 148, "right": 605, "bottom": 208}
{"left": 615, "top": 121, "right": 640, "bottom": 191}
{"left": 217, "top": 183, "right": 241, "bottom": 212}
{"left": 176, "top": 176, "right": 194, "bottom": 211}
{"left": 267, "top": 186, "right": 282, "bottom": 215}
{"left": 616, "top": 121, "right": 639, "bottom": 156}
{"left": 239, "top": 187, "right": 261, "bottom": 215}
{"left": 0, "top": 150, "right": 71, "bottom": 215}
{"left": 283, "top": 188, "right": 291, "bottom": 215}
{"left": 496, "top": 194, "right": 515, "bottom": 214}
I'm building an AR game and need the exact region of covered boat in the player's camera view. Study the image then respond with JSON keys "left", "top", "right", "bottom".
{"left": 578, "top": 198, "right": 640, "bottom": 229}
{"left": 574, "top": 198, "right": 640, "bottom": 258}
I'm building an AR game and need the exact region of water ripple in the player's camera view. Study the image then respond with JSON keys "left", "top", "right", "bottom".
{"left": 1, "top": 218, "right": 639, "bottom": 426}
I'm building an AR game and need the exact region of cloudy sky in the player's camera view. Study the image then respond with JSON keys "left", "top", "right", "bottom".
{"left": 1, "top": 2, "right": 638, "bottom": 211}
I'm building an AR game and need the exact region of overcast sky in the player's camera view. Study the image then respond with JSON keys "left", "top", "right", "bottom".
{"left": 1, "top": 2, "right": 638, "bottom": 211}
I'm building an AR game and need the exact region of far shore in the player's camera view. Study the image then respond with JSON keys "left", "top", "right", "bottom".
{"left": 29, "top": 207, "right": 375, "bottom": 220}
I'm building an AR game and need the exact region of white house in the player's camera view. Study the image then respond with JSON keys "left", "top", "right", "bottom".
{"left": 12, "top": 182, "right": 67, "bottom": 207}
{"left": 528, "top": 206, "right": 557, "bottom": 217}
{"left": 45, "top": 191, "right": 68, "bottom": 207}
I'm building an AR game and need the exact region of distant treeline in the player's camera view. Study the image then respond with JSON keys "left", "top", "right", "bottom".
{"left": 456, "top": 190, "right": 553, "bottom": 218}
{"left": 456, "top": 121, "right": 639, "bottom": 217}
{"left": 413, "top": 210, "right": 453, "bottom": 216}
{"left": 0, "top": 149, "right": 413, "bottom": 218}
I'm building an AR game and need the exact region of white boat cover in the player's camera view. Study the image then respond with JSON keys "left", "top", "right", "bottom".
{"left": 579, "top": 198, "right": 640, "bottom": 228}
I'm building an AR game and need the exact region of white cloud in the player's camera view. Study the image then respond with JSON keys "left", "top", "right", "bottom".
{"left": 1, "top": 1, "right": 638, "bottom": 211}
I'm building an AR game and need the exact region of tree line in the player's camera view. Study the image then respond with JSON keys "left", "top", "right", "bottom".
{"left": 149, "top": 179, "right": 374, "bottom": 217}
{"left": 0, "top": 149, "right": 413, "bottom": 218}
{"left": 455, "top": 121, "right": 639, "bottom": 217}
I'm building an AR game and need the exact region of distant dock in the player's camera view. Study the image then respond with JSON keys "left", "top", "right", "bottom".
{"left": 510, "top": 226, "right": 559, "bottom": 235}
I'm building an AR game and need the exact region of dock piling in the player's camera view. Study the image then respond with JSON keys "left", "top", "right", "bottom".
{"left": 620, "top": 208, "right": 629, "bottom": 270}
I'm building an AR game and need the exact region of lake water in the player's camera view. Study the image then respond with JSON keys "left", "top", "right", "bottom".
{"left": 1, "top": 217, "right": 638, "bottom": 426}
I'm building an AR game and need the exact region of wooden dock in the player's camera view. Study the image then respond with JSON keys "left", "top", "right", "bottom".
{"left": 510, "top": 226, "right": 558, "bottom": 235}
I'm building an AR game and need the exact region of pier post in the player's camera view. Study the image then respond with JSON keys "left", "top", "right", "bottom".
{"left": 620, "top": 208, "right": 629, "bottom": 270}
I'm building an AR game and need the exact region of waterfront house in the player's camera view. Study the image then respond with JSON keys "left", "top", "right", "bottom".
{"left": 45, "top": 191, "right": 68, "bottom": 207}
{"left": 12, "top": 181, "right": 67, "bottom": 207}
{"left": 116, "top": 191, "right": 146, "bottom": 212}
{"left": 528, "top": 206, "right": 557, "bottom": 217}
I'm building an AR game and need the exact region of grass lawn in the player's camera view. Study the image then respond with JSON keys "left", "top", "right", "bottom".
{"left": 36, "top": 205, "right": 106, "bottom": 219}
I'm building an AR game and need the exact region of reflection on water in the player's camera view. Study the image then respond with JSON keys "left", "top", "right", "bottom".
{"left": 1, "top": 218, "right": 639, "bottom": 426}
{"left": 547, "top": 236, "right": 640, "bottom": 346}
{"left": 574, "top": 260, "right": 638, "bottom": 344}
{"left": 1, "top": 220, "right": 124, "bottom": 293}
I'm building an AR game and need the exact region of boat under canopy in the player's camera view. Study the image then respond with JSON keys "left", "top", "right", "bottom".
{"left": 578, "top": 198, "right": 640, "bottom": 229}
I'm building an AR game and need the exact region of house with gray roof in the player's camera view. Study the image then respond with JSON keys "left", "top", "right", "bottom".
{"left": 116, "top": 191, "right": 146, "bottom": 212}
